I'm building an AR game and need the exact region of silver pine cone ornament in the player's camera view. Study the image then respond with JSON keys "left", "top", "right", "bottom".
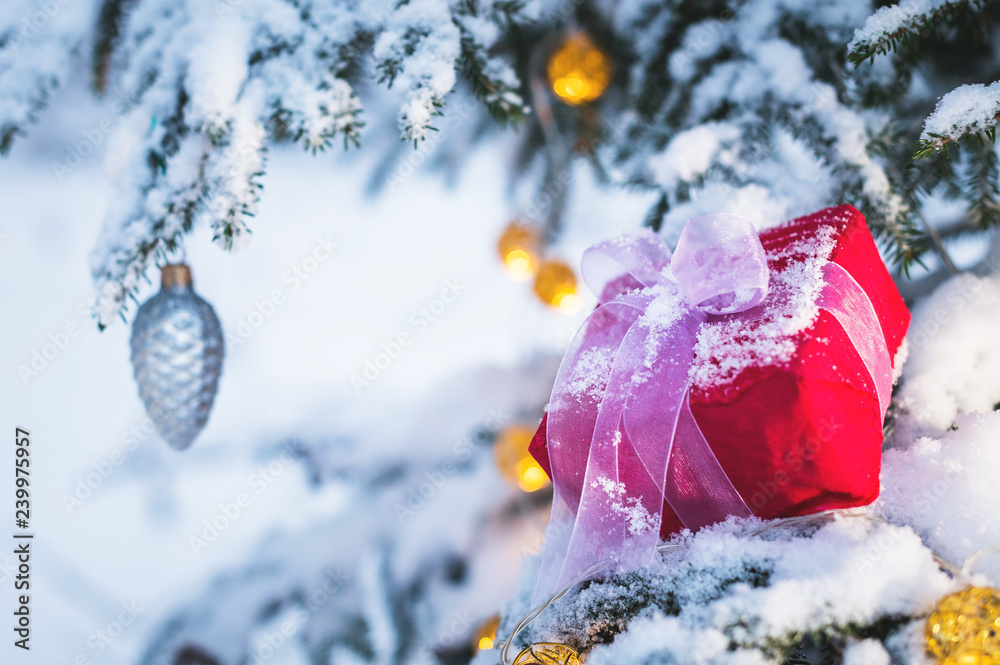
{"left": 130, "top": 264, "right": 224, "bottom": 450}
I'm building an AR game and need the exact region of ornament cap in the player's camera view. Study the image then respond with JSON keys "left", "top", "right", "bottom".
{"left": 161, "top": 264, "right": 192, "bottom": 289}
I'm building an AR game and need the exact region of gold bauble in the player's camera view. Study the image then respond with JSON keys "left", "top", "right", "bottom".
{"left": 472, "top": 614, "right": 500, "bottom": 652}
{"left": 513, "top": 643, "right": 582, "bottom": 665}
{"left": 533, "top": 259, "right": 579, "bottom": 313}
{"left": 926, "top": 586, "right": 1000, "bottom": 665}
{"left": 547, "top": 33, "right": 612, "bottom": 106}
{"left": 493, "top": 425, "right": 550, "bottom": 493}
{"left": 498, "top": 221, "right": 542, "bottom": 280}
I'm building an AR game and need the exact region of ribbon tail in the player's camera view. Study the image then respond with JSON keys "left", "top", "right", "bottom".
{"left": 664, "top": 394, "right": 753, "bottom": 528}
{"left": 534, "top": 296, "right": 648, "bottom": 603}
{"left": 623, "top": 309, "right": 752, "bottom": 536}
{"left": 818, "top": 263, "right": 893, "bottom": 419}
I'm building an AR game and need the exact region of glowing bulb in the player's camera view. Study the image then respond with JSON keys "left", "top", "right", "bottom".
{"left": 472, "top": 614, "right": 500, "bottom": 653}
{"left": 505, "top": 249, "right": 537, "bottom": 279}
{"left": 555, "top": 291, "right": 580, "bottom": 315}
{"left": 547, "top": 33, "right": 612, "bottom": 106}
{"left": 533, "top": 259, "right": 579, "bottom": 313}
{"left": 494, "top": 425, "right": 550, "bottom": 493}
{"left": 498, "top": 221, "right": 542, "bottom": 280}
{"left": 514, "top": 643, "right": 582, "bottom": 665}
{"left": 926, "top": 587, "right": 1000, "bottom": 665}
{"left": 518, "top": 458, "right": 550, "bottom": 493}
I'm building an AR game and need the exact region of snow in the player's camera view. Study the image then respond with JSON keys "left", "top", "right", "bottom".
{"left": 842, "top": 639, "right": 891, "bottom": 665}
{"left": 849, "top": 0, "right": 955, "bottom": 56}
{"left": 648, "top": 124, "right": 741, "bottom": 189}
{"left": 0, "top": 0, "right": 530, "bottom": 327}
{"left": 894, "top": 272, "right": 1000, "bottom": 432}
{"left": 689, "top": 224, "right": 838, "bottom": 390}
{"left": 565, "top": 347, "right": 616, "bottom": 403}
{"left": 0, "top": 0, "right": 96, "bottom": 145}
{"left": 374, "top": 0, "right": 461, "bottom": 142}
{"left": 493, "top": 258, "right": 1000, "bottom": 664}
{"left": 879, "top": 411, "right": 1000, "bottom": 578}
{"left": 506, "top": 515, "right": 955, "bottom": 664}
{"left": 619, "top": 0, "right": 908, "bottom": 246}
{"left": 921, "top": 82, "right": 1000, "bottom": 144}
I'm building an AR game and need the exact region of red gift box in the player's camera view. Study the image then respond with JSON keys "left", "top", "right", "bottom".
{"left": 530, "top": 204, "right": 909, "bottom": 537}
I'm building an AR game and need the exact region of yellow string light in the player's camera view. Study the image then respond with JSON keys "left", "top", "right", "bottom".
{"left": 494, "top": 425, "right": 551, "bottom": 493}
{"left": 926, "top": 586, "right": 1000, "bottom": 665}
{"left": 533, "top": 259, "right": 579, "bottom": 314}
{"left": 498, "top": 221, "right": 542, "bottom": 280}
{"left": 517, "top": 457, "right": 550, "bottom": 493}
{"left": 513, "top": 643, "right": 582, "bottom": 665}
{"left": 547, "top": 33, "right": 612, "bottom": 106}
{"left": 472, "top": 614, "right": 501, "bottom": 653}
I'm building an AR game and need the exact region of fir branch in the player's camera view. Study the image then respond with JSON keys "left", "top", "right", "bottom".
{"left": 455, "top": 25, "right": 526, "bottom": 126}
{"left": 847, "top": 0, "right": 983, "bottom": 66}
{"left": 75, "top": 0, "right": 531, "bottom": 324}
{"left": 92, "top": 0, "right": 139, "bottom": 93}
{"left": 966, "top": 139, "right": 1000, "bottom": 229}
{"left": 915, "top": 83, "right": 1000, "bottom": 158}
{"left": 643, "top": 193, "right": 669, "bottom": 232}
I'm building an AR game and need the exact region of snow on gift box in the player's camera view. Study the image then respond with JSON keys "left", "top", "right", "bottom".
{"left": 527, "top": 204, "right": 909, "bottom": 598}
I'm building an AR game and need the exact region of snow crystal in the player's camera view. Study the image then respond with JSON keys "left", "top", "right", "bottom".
{"left": 616, "top": 498, "right": 657, "bottom": 537}
{"left": 567, "top": 347, "right": 616, "bottom": 403}
{"left": 592, "top": 476, "right": 657, "bottom": 536}
{"left": 593, "top": 476, "right": 626, "bottom": 497}
{"left": 632, "top": 283, "right": 688, "bottom": 385}
{"left": 921, "top": 81, "right": 1000, "bottom": 143}
{"left": 688, "top": 224, "right": 839, "bottom": 390}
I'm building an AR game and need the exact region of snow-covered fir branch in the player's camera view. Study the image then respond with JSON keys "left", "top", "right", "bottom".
{"left": 848, "top": 0, "right": 1000, "bottom": 239}
{"left": 916, "top": 82, "right": 1000, "bottom": 158}
{"left": 0, "top": 0, "right": 529, "bottom": 326}
{"left": 0, "top": 0, "right": 96, "bottom": 153}
{"left": 500, "top": 516, "right": 952, "bottom": 665}
{"left": 5, "top": 0, "right": 1000, "bottom": 325}
{"left": 847, "top": 0, "right": 982, "bottom": 65}
{"left": 601, "top": 0, "right": 916, "bottom": 264}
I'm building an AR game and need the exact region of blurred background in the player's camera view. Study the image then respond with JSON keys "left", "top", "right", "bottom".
{"left": 3, "top": 1, "right": 1000, "bottom": 664}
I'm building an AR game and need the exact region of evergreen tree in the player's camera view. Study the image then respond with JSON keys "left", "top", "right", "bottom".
{"left": 4, "top": 2, "right": 1000, "bottom": 663}
{"left": 4, "top": 0, "right": 1000, "bottom": 326}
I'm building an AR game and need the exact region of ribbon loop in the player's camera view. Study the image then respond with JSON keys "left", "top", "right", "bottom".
{"left": 582, "top": 228, "right": 673, "bottom": 303}
{"left": 672, "top": 214, "right": 769, "bottom": 314}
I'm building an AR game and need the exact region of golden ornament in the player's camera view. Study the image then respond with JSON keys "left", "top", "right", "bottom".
{"left": 513, "top": 643, "right": 582, "bottom": 665}
{"left": 498, "top": 221, "right": 542, "bottom": 280}
{"left": 926, "top": 586, "right": 1000, "bottom": 665}
{"left": 472, "top": 614, "right": 500, "bottom": 652}
{"left": 493, "top": 425, "right": 550, "bottom": 493}
{"left": 547, "top": 33, "right": 612, "bottom": 106}
{"left": 533, "top": 259, "right": 579, "bottom": 313}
